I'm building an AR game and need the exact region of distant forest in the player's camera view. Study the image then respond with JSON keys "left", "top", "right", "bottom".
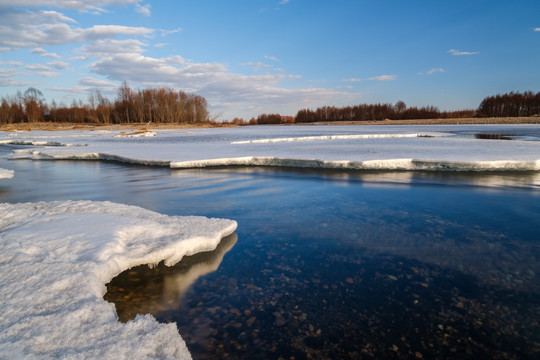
{"left": 0, "top": 82, "right": 209, "bottom": 125}
{"left": 1, "top": 86, "right": 539, "bottom": 125}
{"left": 243, "top": 91, "right": 540, "bottom": 125}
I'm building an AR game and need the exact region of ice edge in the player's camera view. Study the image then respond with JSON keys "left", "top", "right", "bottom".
{"left": 230, "top": 133, "right": 430, "bottom": 144}
{"left": 12, "top": 149, "right": 540, "bottom": 172}
{"left": 170, "top": 157, "right": 540, "bottom": 172}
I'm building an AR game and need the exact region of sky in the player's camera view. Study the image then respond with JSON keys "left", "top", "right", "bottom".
{"left": 0, "top": 0, "right": 539, "bottom": 121}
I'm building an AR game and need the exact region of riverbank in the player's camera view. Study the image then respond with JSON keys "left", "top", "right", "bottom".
{"left": 1, "top": 117, "right": 540, "bottom": 132}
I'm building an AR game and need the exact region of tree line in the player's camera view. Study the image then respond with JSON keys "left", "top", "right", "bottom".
{"left": 228, "top": 90, "right": 538, "bottom": 125}
{"left": 227, "top": 103, "right": 474, "bottom": 125}
{"left": 478, "top": 91, "right": 540, "bottom": 117}
{"left": 0, "top": 83, "right": 210, "bottom": 125}
{"left": 295, "top": 103, "right": 445, "bottom": 123}
{"left": 1, "top": 87, "right": 538, "bottom": 126}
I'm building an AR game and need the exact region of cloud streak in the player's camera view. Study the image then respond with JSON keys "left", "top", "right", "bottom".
{"left": 368, "top": 74, "right": 397, "bottom": 81}
{"left": 31, "top": 47, "right": 61, "bottom": 58}
{"left": 160, "top": 27, "right": 182, "bottom": 37}
{"left": 342, "top": 75, "right": 397, "bottom": 82}
{"left": 264, "top": 55, "right": 280, "bottom": 62}
{"left": 448, "top": 49, "right": 479, "bottom": 56}
{"left": 136, "top": 3, "right": 150, "bottom": 16}
{"left": 418, "top": 68, "right": 446, "bottom": 75}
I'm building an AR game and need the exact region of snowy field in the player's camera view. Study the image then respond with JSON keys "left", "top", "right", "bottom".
{"left": 1, "top": 124, "right": 540, "bottom": 359}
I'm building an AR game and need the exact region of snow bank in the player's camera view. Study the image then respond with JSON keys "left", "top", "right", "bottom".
{"left": 0, "top": 200, "right": 237, "bottom": 360}
{"left": 0, "top": 168, "right": 14, "bottom": 179}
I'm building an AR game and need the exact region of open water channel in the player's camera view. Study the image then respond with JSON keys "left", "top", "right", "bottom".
{"left": 0, "top": 146, "right": 539, "bottom": 359}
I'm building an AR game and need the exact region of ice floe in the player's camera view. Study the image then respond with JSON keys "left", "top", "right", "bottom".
{"left": 0, "top": 167, "right": 14, "bottom": 179}
{"left": 0, "top": 139, "right": 86, "bottom": 147}
{"left": 1, "top": 125, "right": 540, "bottom": 171}
{"left": 0, "top": 200, "right": 237, "bottom": 359}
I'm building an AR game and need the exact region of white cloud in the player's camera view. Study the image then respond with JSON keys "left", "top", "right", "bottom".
{"left": 342, "top": 78, "right": 362, "bottom": 82}
{"left": 0, "top": 68, "right": 17, "bottom": 78}
{"left": 421, "top": 68, "right": 445, "bottom": 75}
{"left": 164, "top": 55, "right": 186, "bottom": 64}
{"left": 31, "top": 47, "right": 61, "bottom": 58}
{"left": 240, "top": 61, "right": 274, "bottom": 72}
{"left": 46, "top": 76, "right": 118, "bottom": 97}
{"left": 367, "top": 74, "right": 397, "bottom": 81}
{"left": 0, "top": 67, "right": 36, "bottom": 87}
{"left": 0, "top": 10, "right": 153, "bottom": 51}
{"left": 79, "top": 76, "right": 117, "bottom": 87}
{"left": 448, "top": 49, "right": 479, "bottom": 56}
{"left": 160, "top": 27, "right": 182, "bottom": 37}
{"left": 534, "top": 28, "right": 540, "bottom": 32}
{"left": 154, "top": 43, "right": 167, "bottom": 48}
{"left": 0, "top": 60, "right": 22, "bottom": 66}
{"left": 0, "top": 1, "right": 142, "bottom": 13}
{"left": 81, "top": 25, "right": 153, "bottom": 40}
{"left": 79, "top": 39, "right": 147, "bottom": 58}
{"left": 136, "top": 3, "right": 150, "bottom": 16}
{"left": 48, "top": 60, "right": 69, "bottom": 69}
{"left": 36, "top": 71, "right": 59, "bottom": 77}
{"left": 343, "top": 75, "right": 397, "bottom": 82}
{"left": 84, "top": 51, "right": 354, "bottom": 119}
{"left": 25, "top": 64, "right": 51, "bottom": 71}
{"left": 279, "top": 0, "right": 290, "bottom": 4}
{"left": 69, "top": 56, "right": 87, "bottom": 61}
{"left": 264, "top": 55, "right": 280, "bottom": 62}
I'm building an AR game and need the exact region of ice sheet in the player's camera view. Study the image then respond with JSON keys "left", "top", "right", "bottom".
{"left": 0, "top": 200, "right": 237, "bottom": 359}
{"left": 2, "top": 124, "right": 540, "bottom": 171}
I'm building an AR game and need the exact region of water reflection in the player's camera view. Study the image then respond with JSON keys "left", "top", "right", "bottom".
{"left": 104, "top": 233, "right": 237, "bottom": 322}
{"left": 474, "top": 133, "right": 514, "bottom": 140}
{"left": 198, "top": 166, "right": 540, "bottom": 190}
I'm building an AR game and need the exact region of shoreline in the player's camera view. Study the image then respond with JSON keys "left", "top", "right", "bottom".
{"left": 1, "top": 116, "right": 539, "bottom": 132}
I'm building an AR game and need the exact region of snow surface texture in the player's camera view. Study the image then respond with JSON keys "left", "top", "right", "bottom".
{"left": 0, "top": 200, "right": 237, "bottom": 360}
{"left": 2, "top": 125, "right": 540, "bottom": 171}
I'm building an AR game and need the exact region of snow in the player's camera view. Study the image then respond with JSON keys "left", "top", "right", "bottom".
{"left": 0, "top": 200, "right": 237, "bottom": 360}
{"left": 2, "top": 124, "right": 540, "bottom": 172}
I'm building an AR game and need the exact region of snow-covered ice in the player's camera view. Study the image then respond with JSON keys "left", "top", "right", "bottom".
{"left": 2, "top": 124, "right": 540, "bottom": 171}
{"left": 0, "top": 200, "right": 237, "bottom": 360}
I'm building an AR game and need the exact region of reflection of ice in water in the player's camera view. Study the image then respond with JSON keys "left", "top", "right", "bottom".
{"left": 106, "top": 233, "right": 238, "bottom": 322}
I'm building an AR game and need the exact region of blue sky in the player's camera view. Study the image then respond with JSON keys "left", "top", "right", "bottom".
{"left": 0, "top": 0, "right": 539, "bottom": 121}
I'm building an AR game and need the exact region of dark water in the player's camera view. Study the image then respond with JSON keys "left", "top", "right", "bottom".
{"left": 1, "top": 147, "right": 539, "bottom": 359}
